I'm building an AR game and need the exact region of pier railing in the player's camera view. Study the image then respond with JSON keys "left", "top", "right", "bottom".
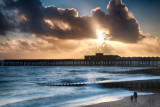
{"left": 2, "top": 59, "right": 160, "bottom": 67}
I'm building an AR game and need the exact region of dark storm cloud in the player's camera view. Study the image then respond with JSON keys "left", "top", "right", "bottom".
{"left": 93, "top": 0, "right": 144, "bottom": 43}
{"left": 1, "top": 0, "right": 145, "bottom": 42}
{"left": 0, "top": 10, "right": 7, "bottom": 35}
{"left": 1, "top": 0, "right": 96, "bottom": 39}
{"left": 43, "top": 6, "right": 96, "bottom": 39}
{"left": 3, "top": 0, "right": 49, "bottom": 34}
{"left": 0, "top": 8, "right": 12, "bottom": 35}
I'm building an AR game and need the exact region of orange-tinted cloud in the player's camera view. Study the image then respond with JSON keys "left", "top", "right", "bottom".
{"left": 93, "top": 0, "right": 145, "bottom": 43}
{"left": 1, "top": 0, "right": 146, "bottom": 43}
{"left": 0, "top": 0, "right": 160, "bottom": 59}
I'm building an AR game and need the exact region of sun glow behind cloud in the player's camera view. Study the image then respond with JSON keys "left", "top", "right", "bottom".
{"left": 1, "top": 0, "right": 160, "bottom": 60}
{"left": 96, "top": 30, "right": 104, "bottom": 43}
{"left": 96, "top": 29, "right": 111, "bottom": 43}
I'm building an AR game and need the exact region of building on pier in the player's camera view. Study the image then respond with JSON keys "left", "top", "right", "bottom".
{"left": 85, "top": 53, "right": 120, "bottom": 60}
{"left": 1, "top": 53, "right": 160, "bottom": 67}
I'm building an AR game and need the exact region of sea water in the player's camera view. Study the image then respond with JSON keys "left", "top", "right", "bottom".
{"left": 0, "top": 66, "right": 159, "bottom": 107}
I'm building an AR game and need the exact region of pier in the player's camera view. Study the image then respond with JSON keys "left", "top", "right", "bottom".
{"left": 2, "top": 53, "right": 160, "bottom": 67}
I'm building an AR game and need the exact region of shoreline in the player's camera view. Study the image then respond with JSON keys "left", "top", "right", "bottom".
{"left": 83, "top": 92, "right": 160, "bottom": 107}
{"left": 60, "top": 90, "right": 156, "bottom": 107}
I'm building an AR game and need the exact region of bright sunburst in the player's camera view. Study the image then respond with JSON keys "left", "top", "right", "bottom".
{"left": 97, "top": 30, "right": 104, "bottom": 42}
{"left": 96, "top": 30, "right": 110, "bottom": 43}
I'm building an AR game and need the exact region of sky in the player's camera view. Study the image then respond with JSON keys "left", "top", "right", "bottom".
{"left": 0, "top": 0, "right": 160, "bottom": 59}
{"left": 41, "top": 0, "right": 160, "bottom": 36}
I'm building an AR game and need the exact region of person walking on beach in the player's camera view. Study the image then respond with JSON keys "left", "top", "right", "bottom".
{"left": 131, "top": 95, "right": 133, "bottom": 102}
{"left": 134, "top": 91, "right": 138, "bottom": 102}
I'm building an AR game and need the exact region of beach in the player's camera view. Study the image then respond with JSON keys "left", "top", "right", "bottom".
{"left": 84, "top": 93, "right": 160, "bottom": 107}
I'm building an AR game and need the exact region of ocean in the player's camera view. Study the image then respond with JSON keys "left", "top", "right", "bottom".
{"left": 0, "top": 66, "right": 159, "bottom": 107}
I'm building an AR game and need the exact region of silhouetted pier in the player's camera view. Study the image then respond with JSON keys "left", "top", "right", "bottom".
{"left": 2, "top": 59, "right": 160, "bottom": 67}
{"left": 1, "top": 53, "right": 160, "bottom": 66}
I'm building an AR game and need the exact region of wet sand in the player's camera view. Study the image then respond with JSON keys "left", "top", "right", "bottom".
{"left": 84, "top": 93, "right": 160, "bottom": 107}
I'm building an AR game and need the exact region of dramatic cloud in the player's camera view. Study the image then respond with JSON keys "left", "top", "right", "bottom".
{"left": 0, "top": 0, "right": 146, "bottom": 42}
{"left": 0, "top": 0, "right": 160, "bottom": 59}
{"left": 0, "top": 9, "right": 12, "bottom": 35}
{"left": 1, "top": 0, "right": 96, "bottom": 39}
{"left": 0, "top": 37, "right": 81, "bottom": 53}
{"left": 1, "top": 35, "right": 160, "bottom": 60}
{"left": 0, "top": 36, "right": 88, "bottom": 59}
{"left": 93, "top": 0, "right": 144, "bottom": 43}
{"left": 43, "top": 6, "right": 96, "bottom": 39}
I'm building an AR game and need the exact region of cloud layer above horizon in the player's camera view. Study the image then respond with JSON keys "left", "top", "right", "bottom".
{"left": 0, "top": 0, "right": 160, "bottom": 59}
{"left": 1, "top": 0, "right": 145, "bottom": 43}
